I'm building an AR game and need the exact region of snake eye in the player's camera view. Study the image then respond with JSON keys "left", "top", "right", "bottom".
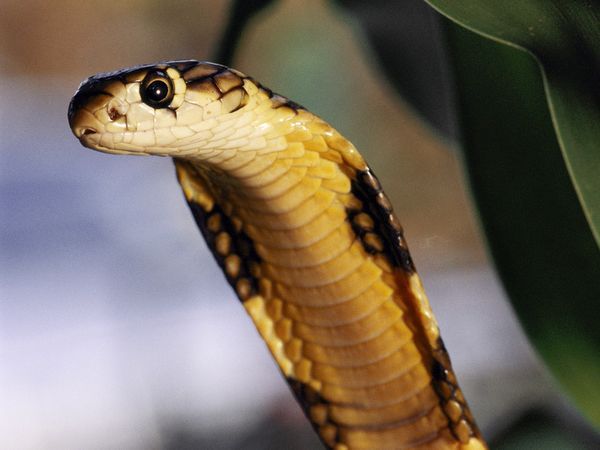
{"left": 140, "top": 70, "right": 174, "bottom": 108}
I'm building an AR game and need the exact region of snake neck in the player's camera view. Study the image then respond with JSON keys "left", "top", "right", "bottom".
{"left": 176, "top": 107, "right": 485, "bottom": 449}
{"left": 180, "top": 104, "right": 369, "bottom": 260}
{"left": 70, "top": 60, "right": 487, "bottom": 449}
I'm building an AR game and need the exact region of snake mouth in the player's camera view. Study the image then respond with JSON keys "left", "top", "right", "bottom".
{"left": 69, "top": 105, "right": 104, "bottom": 140}
{"left": 72, "top": 126, "right": 98, "bottom": 139}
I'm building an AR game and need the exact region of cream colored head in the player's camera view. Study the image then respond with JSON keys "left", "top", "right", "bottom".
{"left": 68, "top": 60, "right": 271, "bottom": 157}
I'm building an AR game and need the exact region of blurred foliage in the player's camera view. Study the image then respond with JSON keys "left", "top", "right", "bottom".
{"left": 423, "top": 0, "right": 600, "bottom": 247}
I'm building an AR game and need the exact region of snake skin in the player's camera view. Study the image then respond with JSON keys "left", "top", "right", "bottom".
{"left": 69, "top": 60, "right": 487, "bottom": 450}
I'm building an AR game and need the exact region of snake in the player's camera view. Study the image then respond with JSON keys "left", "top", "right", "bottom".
{"left": 68, "top": 60, "right": 487, "bottom": 450}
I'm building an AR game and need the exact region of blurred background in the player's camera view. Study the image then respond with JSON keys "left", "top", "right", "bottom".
{"left": 0, "top": 0, "right": 597, "bottom": 448}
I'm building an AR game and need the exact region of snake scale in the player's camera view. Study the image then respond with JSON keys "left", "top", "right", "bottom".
{"left": 68, "top": 60, "right": 487, "bottom": 450}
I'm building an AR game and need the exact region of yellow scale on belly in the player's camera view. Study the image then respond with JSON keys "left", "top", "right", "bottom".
{"left": 176, "top": 105, "right": 486, "bottom": 450}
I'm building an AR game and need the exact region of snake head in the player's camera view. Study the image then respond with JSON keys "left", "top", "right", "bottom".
{"left": 68, "top": 60, "right": 258, "bottom": 156}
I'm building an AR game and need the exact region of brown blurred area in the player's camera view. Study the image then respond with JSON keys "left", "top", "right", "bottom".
{"left": 0, "top": 0, "right": 227, "bottom": 75}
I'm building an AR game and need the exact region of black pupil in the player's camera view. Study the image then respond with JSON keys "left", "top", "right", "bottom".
{"left": 147, "top": 80, "right": 169, "bottom": 102}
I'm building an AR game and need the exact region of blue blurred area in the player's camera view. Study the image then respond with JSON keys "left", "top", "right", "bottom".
{"left": 0, "top": 77, "right": 292, "bottom": 448}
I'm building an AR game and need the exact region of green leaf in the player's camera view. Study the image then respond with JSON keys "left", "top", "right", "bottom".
{"left": 491, "top": 409, "right": 596, "bottom": 449}
{"left": 421, "top": 0, "right": 600, "bottom": 426}
{"left": 422, "top": 0, "right": 600, "bottom": 248}
{"left": 443, "top": 21, "right": 600, "bottom": 427}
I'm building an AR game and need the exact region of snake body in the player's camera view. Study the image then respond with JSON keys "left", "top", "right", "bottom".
{"left": 69, "top": 60, "right": 487, "bottom": 450}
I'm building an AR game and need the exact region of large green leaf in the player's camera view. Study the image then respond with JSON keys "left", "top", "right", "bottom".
{"left": 421, "top": 0, "right": 600, "bottom": 426}
{"left": 443, "top": 21, "right": 600, "bottom": 427}
{"left": 423, "top": 0, "right": 600, "bottom": 247}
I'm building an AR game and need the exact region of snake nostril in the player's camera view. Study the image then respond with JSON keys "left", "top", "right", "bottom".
{"left": 82, "top": 128, "right": 96, "bottom": 135}
{"left": 107, "top": 98, "right": 128, "bottom": 121}
{"left": 108, "top": 107, "right": 123, "bottom": 121}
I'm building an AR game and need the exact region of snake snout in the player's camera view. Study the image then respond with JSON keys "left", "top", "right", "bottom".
{"left": 69, "top": 105, "right": 104, "bottom": 140}
{"left": 68, "top": 75, "right": 119, "bottom": 139}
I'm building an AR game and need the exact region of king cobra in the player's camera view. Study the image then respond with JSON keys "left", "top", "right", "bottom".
{"left": 68, "top": 60, "right": 487, "bottom": 450}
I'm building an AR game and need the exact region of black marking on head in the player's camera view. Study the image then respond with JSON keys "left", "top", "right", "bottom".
{"left": 349, "top": 167, "right": 415, "bottom": 273}
{"left": 172, "top": 60, "right": 202, "bottom": 73}
{"left": 182, "top": 65, "right": 304, "bottom": 114}
{"left": 183, "top": 66, "right": 229, "bottom": 85}
{"left": 70, "top": 59, "right": 306, "bottom": 122}
{"left": 183, "top": 66, "right": 249, "bottom": 114}
{"left": 69, "top": 60, "right": 200, "bottom": 123}
{"left": 162, "top": 60, "right": 305, "bottom": 113}
{"left": 186, "top": 198, "right": 261, "bottom": 302}
{"left": 431, "top": 338, "right": 480, "bottom": 443}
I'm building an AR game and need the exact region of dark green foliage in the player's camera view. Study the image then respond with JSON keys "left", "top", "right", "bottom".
{"left": 445, "top": 22, "right": 600, "bottom": 427}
